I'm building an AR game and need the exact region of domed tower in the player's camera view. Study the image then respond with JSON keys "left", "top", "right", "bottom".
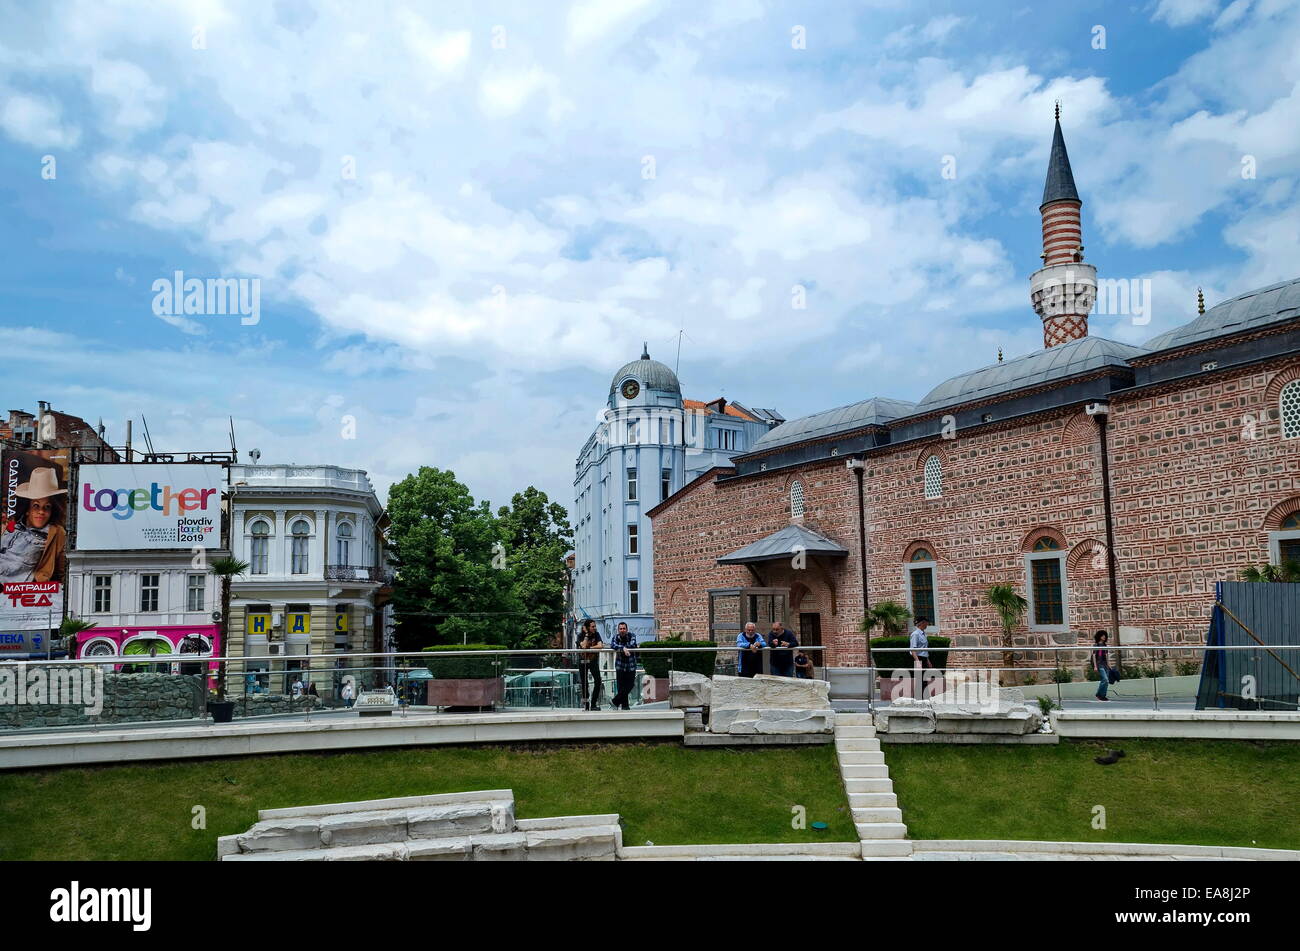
{"left": 608, "top": 343, "right": 682, "bottom": 411}
{"left": 1030, "top": 106, "right": 1097, "bottom": 348}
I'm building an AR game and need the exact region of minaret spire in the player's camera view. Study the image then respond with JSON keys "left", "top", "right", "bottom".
{"left": 1029, "top": 106, "right": 1096, "bottom": 349}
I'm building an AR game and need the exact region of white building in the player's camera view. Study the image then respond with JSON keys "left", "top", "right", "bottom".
{"left": 571, "top": 346, "right": 780, "bottom": 642}
{"left": 226, "top": 463, "right": 391, "bottom": 696}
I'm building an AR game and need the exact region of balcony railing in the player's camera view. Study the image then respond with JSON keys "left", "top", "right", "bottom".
{"left": 324, "top": 565, "right": 391, "bottom": 583}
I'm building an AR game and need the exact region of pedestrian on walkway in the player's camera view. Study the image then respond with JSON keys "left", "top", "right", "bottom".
{"left": 736, "top": 622, "right": 766, "bottom": 678}
{"left": 909, "top": 617, "right": 935, "bottom": 699}
{"left": 577, "top": 618, "right": 605, "bottom": 710}
{"left": 1093, "top": 631, "right": 1117, "bottom": 701}
{"left": 768, "top": 620, "right": 798, "bottom": 677}
{"left": 341, "top": 680, "right": 355, "bottom": 708}
{"left": 610, "top": 622, "right": 638, "bottom": 710}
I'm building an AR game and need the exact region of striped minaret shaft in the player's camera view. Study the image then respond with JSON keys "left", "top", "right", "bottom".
{"left": 1031, "top": 109, "right": 1093, "bottom": 348}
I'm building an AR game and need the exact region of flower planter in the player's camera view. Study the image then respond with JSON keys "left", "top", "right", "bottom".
{"left": 209, "top": 700, "right": 235, "bottom": 723}
{"left": 426, "top": 678, "right": 504, "bottom": 709}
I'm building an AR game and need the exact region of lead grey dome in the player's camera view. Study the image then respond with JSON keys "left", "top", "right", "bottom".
{"left": 915, "top": 336, "right": 1148, "bottom": 414}
{"left": 1143, "top": 277, "right": 1300, "bottom": 353}
{"left": 609, "top": 345, "right": 681, "bottom": 397}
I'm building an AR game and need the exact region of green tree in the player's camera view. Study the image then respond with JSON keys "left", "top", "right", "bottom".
{"left": 497, "top": 486, "right": 573, "bottom": 650}
{"left": 387, "top": 467, "right": 523, "bottom": 651}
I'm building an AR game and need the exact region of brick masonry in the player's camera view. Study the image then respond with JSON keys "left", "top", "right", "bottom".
{"left": 651, "top": 355, "right": 1300, "bottom": 669}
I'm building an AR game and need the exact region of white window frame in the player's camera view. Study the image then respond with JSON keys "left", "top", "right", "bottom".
{"left": 1269, "top": 517, "right": 1300, "bottom": 565}
{"left": 718, "top": 428, "right": 738, "bottom": 451}
{"left": 337, "top": 520, "right": 354, "bottom": 567}
{"left": 249, "top": 519, "right": 271, "bottom": 575}
{"left": 92, "top": 574, "right": 113, "bottom": 614}
{"left": 903, "top": 556, "right": 939, "bottom": 632}
{"left": 661, "top": 467, "right": 672, "bottom": 502}
{"left": 627, "top": 523, "right": 638, "bottom": 556}
{"left": 290, "top": 519, "right": 311, "bottom": 575}
{"left": 140, "top": 573, "right": 160, "bottom": 613}
{"left": 626, "top": 467, "right": 638, "bottom": 502}
{"left": 628, "top": 579, "right": 640, "bottom": 614}
{"left": 1024, "top": 550, "right": 1069, "bottom": 632}
{"left": 186, "top": 573, "right": 206, "bottom": 612}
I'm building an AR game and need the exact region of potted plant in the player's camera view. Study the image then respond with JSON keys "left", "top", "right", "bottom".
{"left": 208, "top": 555, "right": 250, "bottom": 723}
{"left": 984, "top": 583, "right": 1027, "bottom": 682}
{"left": 638, "top": 638, "right": 718, "bottom": 701}
{"left": 423, "top": 644, "right": 507, "bottom": 710}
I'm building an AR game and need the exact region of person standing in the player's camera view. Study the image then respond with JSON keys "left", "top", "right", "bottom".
{"left": 736, "top": 622, "right": 766, "bottom": 678}
{"left": 610, "top": 622, "right": 638, "bottom": 710}
{"left": 768, "top": 620, "right": 798, "bottom": 677}
{"left": 909, "top": 617, "right": 934, "bottom": 699}
{"left": 1093, "top": 630, "right": 1116, "bottom": 701}
{"left": 341, "top": 680, "right": 355, "bottom": 708}
{"left": 577, "top": 618, "right": 606, "bottom": 711}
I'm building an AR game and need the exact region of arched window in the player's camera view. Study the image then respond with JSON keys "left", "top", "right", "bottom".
{"left": 923, "top": 456, "right": 942, "bottom": 499}
{"left": 790, "top": 480, "right": 805, "bottom": 518}
{"left": 337, "top": 520, "right": 353, "bottom": 566}
{"left": 1026, "top": 534, "right": 1067, "bottom": 628}
{"left": 1275, "top": 511, "right": 1300, "bottom": 567}
{"left": 249, "top": 520, "right": 270, "bottom": 575}
{"left": 906, "top": 547, "right": 938, "bottom": 628}
{"left": 1282, "top": 380, "right": 1300, "bottom": 439}
{"left": 290, "top": 520, "right": 310, "bottom": 574}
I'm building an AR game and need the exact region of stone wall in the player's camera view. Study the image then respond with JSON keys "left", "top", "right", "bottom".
{"left": 232, "top": 694, "right": 323, "bottom": 718}
{"left": 0, "top": 673, "right": 204, "bottom": 730}
{"left": 651, "top": 353, "right": 1300, "bottom": 670}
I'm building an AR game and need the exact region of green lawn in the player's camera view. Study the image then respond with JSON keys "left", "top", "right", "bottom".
{"left": 884, "top": 739, "right": 1300, "bottom": 850}
{"left": 0, "top": 741, "right": 854, "bottom": 861}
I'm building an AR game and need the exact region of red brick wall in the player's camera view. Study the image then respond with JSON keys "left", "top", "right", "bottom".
{"left": 1108, "top": 357, "right": 1300, "bottom": 646}
{"left": 651, "top": 352, "right": 1300, "bottom": 671}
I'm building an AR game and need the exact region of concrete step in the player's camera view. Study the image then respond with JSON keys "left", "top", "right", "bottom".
{"left": 834, "top": 737, "right": 881, "bottom": 752}
{"left": 842, "top": 778, "right": 894, "bottom": 794}
{"left": 835, "top": 726, "right": 877, "bottom": 738}
{"left": 851, "top": 807, "right": 903, "bottom": 823}
{"left": 841, "top": 764, "right": 891, "bottom": 779}
{"left": 860, "top": 840, "right": 914, "bottom": 857}
{"left": 856, "top": 822, "right": 910, "bottom": 840}
{"left": 848, "top": 793, "right": 898, "bottom": 809}
{"left": 834, "top": 713, "right": 875, "bottom": 726}
{"left": 836, "top": 751, "right": 886, "bottom": 766}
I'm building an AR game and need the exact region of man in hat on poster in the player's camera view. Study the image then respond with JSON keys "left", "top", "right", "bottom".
{"left": 0, "top": 466, "right": 68, "bottom": 585}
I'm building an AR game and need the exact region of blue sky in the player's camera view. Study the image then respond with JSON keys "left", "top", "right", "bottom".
{"left": 1, "top": 0, "right": 1297, "bottom": 510}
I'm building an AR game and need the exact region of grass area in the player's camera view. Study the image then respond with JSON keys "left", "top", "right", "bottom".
{"left": 0, "top": 741, "right": 854, "bottom": 860}
{"left": 884, "top": 739, "right": 1300, "bottom": 850}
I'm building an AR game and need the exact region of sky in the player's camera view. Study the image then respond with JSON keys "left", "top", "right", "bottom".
{"left": 1, "top": 0, "right": 1297, "bottom": 513}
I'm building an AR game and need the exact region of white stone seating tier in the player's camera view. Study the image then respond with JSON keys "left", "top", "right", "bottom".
{"left": 700, "top": 673, "right": 836, "bottom": 735}
{"left": 873, "top": 687, "right": 1043, "bottom": 736}
{"left": 217, "top": 790, "right": 621, "bottom": 861}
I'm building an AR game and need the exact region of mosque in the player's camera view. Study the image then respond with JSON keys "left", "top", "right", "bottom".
{"left": 647, "top": 114, "right": 1300, "bottom": 668}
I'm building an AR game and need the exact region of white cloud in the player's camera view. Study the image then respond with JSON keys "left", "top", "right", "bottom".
{"left": 0, "top": 89, "right": 80, "bottom": 148}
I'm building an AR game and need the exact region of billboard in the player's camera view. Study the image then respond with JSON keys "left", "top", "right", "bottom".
{"left": 75, "top": 464, "right": 225, "bottom": 550}
{"left": 1, "top": 449, "right": 70, "bottom": 633}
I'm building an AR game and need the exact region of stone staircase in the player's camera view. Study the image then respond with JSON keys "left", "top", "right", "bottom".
{"left": 217, "top": 790, "right": 621, "bottom": 861}
{"left": 834, "top": 713, "right": 912, "bottom": 859}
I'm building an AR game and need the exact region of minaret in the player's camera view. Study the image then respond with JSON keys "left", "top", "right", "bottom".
{"left": 1030, "top": 104, "right": 1096, "bottom": 348}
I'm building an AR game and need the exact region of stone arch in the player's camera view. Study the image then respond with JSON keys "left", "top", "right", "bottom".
{"left": 1068, "top": 537, "right": 1107, "bottom": 572}
{"left": 1263, "top": 497, "right": 1300, "bottom": 531}
{"left": 902, "top": 539, "right": 941, "bottom": 563}
{"left": 789, "top": 581, "right": 813, "bottom": 614}
{"left": 914, "top": 443, "right": 951, "bottom": 471}
{"left": 1020, "top": 525, "right": 1068, "bottom": 552}
{"left": 1264, "top": 360, "right": 1300, "bottom": 409}
{"left": 667, "top": 585, "right": 686, "bottom": 608}
{"left": 1061, "top": 411, "right": 1097, "bottom": 445}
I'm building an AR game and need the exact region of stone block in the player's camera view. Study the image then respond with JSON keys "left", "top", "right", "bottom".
{"left": 872, "top": 701, "right": 935, "bottom": 734}
{"left": 237, "top": 818, "right": 322, "bottom": 853}
{"left": 407, "top": 838, "right": 473, "bottom": 861}
{"left": 524, "top": 825, "right": 621, "bottom": 861}
{"left": 668, "top": 671, "right": 711, "bottom": 708}
{"left": 470, "top": 832, "right": 527, "bottom": 861}
{"left": 318, "top": 809, "right": 409, "bottom": 847}
{"left": 407, "top": 800, "right": 512, "bottom": 839}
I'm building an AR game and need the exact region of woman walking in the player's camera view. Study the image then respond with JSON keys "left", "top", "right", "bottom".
{"left": 1093, "top": 630, "right": 1116, "bottom": 701}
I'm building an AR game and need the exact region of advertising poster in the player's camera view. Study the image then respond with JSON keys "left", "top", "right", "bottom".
{"left": 75, "top": 463, "right": 225, "bottom": 551}
{"left": 0, "top": 448, "right": 70, "bottom": 634}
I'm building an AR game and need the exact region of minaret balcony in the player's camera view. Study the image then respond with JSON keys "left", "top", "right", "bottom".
{"left": 1030, "top": 262, "right": 1097, "bottom": 318}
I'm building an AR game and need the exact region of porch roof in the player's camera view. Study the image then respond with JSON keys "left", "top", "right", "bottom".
{"left": 716, "top": 523, "right": 849, "bottom": 565}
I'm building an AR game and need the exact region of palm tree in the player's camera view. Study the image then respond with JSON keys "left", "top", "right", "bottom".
{"left": 210, "top": 556, "right": 250, "bottom": 701}
{"left": 984, "top": 583, "right": 1028, "bottom": 672}
{"left": 58, "top": 617, "right": 99, "bottom": 657}
{"left": 860, "top": 600, "right": 912, "bottom": 636}
{"left": 1239, "top": 562, "right": 1300, "bottom": 583}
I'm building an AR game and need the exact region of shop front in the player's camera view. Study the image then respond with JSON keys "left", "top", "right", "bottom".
{"left": 76, "top": 624, "right": 221, "bottom": 685}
